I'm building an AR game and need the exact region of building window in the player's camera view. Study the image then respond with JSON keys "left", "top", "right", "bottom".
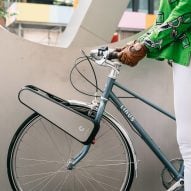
{"left": 27, "top": 0, "right": 74, "bottom": 6}
{"left": 128, "top": 0, "right": 160, "bottom": 14}
{"left": 154, "top": 0, "right": 160, "bottom": 10}
{"left": 27, "top": 0, "right": 53, "bottom": 4}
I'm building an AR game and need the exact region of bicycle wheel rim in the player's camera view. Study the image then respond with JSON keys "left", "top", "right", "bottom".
{"left": 7, "top": 111, "right": 134, "bottom": 191}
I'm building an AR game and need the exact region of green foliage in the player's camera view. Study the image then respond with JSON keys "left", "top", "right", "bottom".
{"left": 0, "top": 1, "right": 16, "bottom": 19}
{"left": 0, "top": 9, "right": 8, "bottom": 19}
{"left": 0, "top": 0, "right": 6, "bottom": 18}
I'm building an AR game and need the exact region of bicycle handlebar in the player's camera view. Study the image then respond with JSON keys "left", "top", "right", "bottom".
{"left": 108, "top": 51, "right": 119, "bottom": 60}
{"left": 90, "top": 46, "right": 121, "bottom": 77}
{"left": 90, "top": 46, "right": 118, "bottom": 61}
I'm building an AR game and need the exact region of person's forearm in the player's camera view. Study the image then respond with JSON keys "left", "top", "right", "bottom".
{"left": 139, "top": 0, "right": 191, "bottom": 53}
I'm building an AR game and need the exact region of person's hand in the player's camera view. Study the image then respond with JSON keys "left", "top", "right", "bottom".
{"left": 115, "top": 41, "right": 135, "bottom": 52}
{"left": 117, "top": 41, "right": 147, "bottom": 66}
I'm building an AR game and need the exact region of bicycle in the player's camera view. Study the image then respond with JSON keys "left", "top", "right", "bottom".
{"left": 7, "top": 46, "right": 184, "bottom": 191}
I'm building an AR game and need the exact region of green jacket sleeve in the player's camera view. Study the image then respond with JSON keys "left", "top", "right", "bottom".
{"left": 140, "top": 0, "right": 191, "bottom": 53}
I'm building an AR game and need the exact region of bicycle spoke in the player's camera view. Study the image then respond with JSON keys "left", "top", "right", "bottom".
{"left": 79, "top": 168, "right": 119, "bottom": 191}
{"left": 55, "top": 173, "right": 70, "bottom": 191}
{"left": 17, "top": 157, "right": 65, "bottom": 168}
{"left": 8, "top": 112, "right": 134, "bottom": 190}
{"left": 40, "top": 119, "right": 65, "bottom": 161}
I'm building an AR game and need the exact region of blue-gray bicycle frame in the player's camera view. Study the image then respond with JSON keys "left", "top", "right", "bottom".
{"left": 71, "top": 76, "right": 184, "bottom": 181}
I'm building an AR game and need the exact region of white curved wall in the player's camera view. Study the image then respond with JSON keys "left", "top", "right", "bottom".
{"left": 57, "top": 0, "right": 129, "bottom": 47}
{"left": 0, "top": 1, "right": 180, "bottom": 190}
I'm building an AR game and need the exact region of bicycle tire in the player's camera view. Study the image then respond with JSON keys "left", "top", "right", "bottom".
{"left": 7, "top": 104, "right": 135, "bottom": 191}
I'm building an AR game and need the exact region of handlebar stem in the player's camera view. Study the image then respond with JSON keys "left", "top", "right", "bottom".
{"left": 107, "top": 61, "right": 121, "bottom": 79}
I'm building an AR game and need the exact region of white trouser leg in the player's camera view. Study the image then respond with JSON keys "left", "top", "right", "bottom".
{"left": 173, "top": 63, "right": 191, "bottom": 191}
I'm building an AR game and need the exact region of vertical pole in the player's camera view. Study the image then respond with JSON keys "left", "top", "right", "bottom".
{"left": 132, "top": 0, "right": 139, "bottom": 12}
{"left": 148, "top": 0, "right": 154, "bottom": 14}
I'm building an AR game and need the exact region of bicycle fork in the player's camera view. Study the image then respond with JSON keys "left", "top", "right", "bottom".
{"left": 66, "top": 79, "right": 112, "bottom": 170}
{"left": 67, "top": 144, "right": 91, "bottom": 170}
{"left": 66, "top": 100, "right": 107, "bottom": 170}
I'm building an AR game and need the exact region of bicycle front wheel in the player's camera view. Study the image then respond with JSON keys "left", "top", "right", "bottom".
{"left": 7, "top": 106, "right": 135, "bottom": 191}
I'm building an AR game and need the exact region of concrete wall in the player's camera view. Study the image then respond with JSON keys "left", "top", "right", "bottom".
{"left": 0, "top": 1, "right": 181, "bottom": 190}
{"left": 0, "top": 27, "right": 181, "bottom": 191}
